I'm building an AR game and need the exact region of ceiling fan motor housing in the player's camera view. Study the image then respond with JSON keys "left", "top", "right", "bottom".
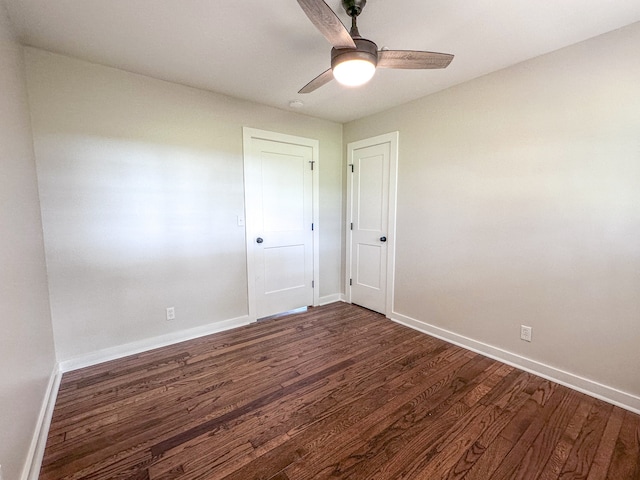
{"left": 331, "top": 37, "right": 378, "bottom": 69}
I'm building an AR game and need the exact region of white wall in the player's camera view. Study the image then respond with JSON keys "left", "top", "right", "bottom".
{"left": 25, "top": 48, "right": 344, "bottom": 362}
{"left": 0, "top": 4, "right": 56, "bottom": 479}
{"left": 345, "top": 23, "right": 640, "bottom": 401}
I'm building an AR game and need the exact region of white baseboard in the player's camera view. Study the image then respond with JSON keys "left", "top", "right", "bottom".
{"left": 390, "top": 310, "right": 640, "bottom": 415}
{"left": 22, "top": 366, "right": 62, "bottom": 480}
{"left": 318, "top": 294, "right": 343, "bottom": 306}
{"left": 59, "top": 315, "right": 253, "bottom": 372}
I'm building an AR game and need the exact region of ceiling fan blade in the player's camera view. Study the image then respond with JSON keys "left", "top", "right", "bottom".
{"left": 377, "top": 50, "right": 454, "bottom": 69}
{"left": 297, "top": 0, "right": 356, "bottom": 49}
{"left": 299, "top": 68, "right": 334, "bottom": 94}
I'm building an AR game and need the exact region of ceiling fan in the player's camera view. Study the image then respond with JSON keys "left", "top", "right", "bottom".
{"left": 297, "top": 0, "right": 454, "bottom": 93}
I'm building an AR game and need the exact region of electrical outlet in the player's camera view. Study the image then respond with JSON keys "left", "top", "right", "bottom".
{"left": 166, "top": 307, "right": 175, "bottom": 321}
{"left": 520, "top": 325, "right": 532, "bottom": 342}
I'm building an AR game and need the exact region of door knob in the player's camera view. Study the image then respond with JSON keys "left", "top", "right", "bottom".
{"left": 256, "top": 237, "right": 264, "bottom": 244}
{"left": 380, "top": 236, "right": 387, "bottom": 242}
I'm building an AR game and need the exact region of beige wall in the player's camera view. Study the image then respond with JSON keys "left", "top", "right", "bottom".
{"left": 345, "top": 23, "right": 640, "bottom": 399}
{"left": 25, "top": 48, "right": 344, "bottom": 362}
{"left": 0, "top": 4, "right": 56, "bottom": 479}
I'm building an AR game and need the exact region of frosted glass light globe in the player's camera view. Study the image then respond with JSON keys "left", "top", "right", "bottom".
{"left": 332, "top": 58, "right": 376, "bottom": 87}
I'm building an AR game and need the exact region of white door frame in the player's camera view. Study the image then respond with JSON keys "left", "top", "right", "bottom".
{"left": 242, "top": 127, "right": 320, "bottom": 322}
{"left": 346, "top": 131, "right": 399, "bottom": 316}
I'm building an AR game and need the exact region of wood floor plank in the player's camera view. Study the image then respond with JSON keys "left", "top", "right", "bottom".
{"left": 537, "top": 398, "right": 594, "bottom": 480}
{"left": 281, "top": 356, "right": 501, "bottom": 479}
{"left": 510, "top": 392, "right": 586, "bottom": 480}
{"left": 459, "top": 380, "right": 558, "bottom": 480}
{"left": 38, "top": 303, "right": 640, "bottom": 480}
{"left": 585, "top": 406, "right": 625, "bottom": 480}
{"left": 436, "top": 373, "right": 544, "bottom": 479}
{"left": 604, "top": 410, "right": 640, "bottom": 480}
{"left": 219, "top": 344, "right": 477, "bottom": 480}
{"left": 490, "top": 385, "right": 578, "bottom": 480}
{"left": 558, "top": 399, "right": 613, "bottom": 479}
{"left": 217, "top": 350, "right": 466, "bottom": 479}
{"left": 365, "top": 366, "right": 528, "bottom": 480}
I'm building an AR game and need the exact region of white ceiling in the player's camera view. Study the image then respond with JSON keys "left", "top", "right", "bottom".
{"left": 5, "top": 0, "right": 640, "bottom": 123}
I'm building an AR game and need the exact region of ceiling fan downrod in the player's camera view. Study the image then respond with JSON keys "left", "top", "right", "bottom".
{"left": 342, "top": 0, "right": 366, "bottom": 38}
{"left": 349, "top": 16, "right": 361, "bottom": 38}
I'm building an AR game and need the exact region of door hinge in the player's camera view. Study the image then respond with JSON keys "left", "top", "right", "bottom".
{"left": 309, "top": 160, "right": 315, "bottom": 171}
{"left": 312, "top": 280, "right": 315, "bottom": 288}
{"left": 350, "top": 222, "right": 353, "bottom": 230}
{"left": 311, "top": 223, "right": 314, "bottom": 231}
{"left": 349, "top": 164, "right": 354, "bottom": 173}
{"left": 349, "top": 278, "right": 353, "bottom": 286}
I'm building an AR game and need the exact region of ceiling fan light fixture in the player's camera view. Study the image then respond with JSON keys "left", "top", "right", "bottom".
{"left": 330, "top": 38, "right": 378, "bottom": 88}
{"left": 332, "top": 57, "right": 376, "bottom": 87}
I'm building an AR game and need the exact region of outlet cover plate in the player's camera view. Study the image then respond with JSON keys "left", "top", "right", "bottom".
{"left": 520, "top": 325, "right": 532, "bottom": 342}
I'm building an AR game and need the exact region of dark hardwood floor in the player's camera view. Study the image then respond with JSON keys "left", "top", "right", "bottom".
{"left": 40, "top": 303, "right": 640, "bottom": 479}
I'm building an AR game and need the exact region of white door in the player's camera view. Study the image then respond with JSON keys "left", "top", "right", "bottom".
{"left": 243, "top": 128, "right": 318, "bottom": 320}
{"left": 347, "top": 132, "right": 398, "bottom": 315}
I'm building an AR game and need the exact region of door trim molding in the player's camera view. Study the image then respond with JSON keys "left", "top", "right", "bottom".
{"left": 346, "top": 131, "right": 399, "bottom": 316}
{"left": 242, "top": 127, "right": 320, "bottom": 321}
